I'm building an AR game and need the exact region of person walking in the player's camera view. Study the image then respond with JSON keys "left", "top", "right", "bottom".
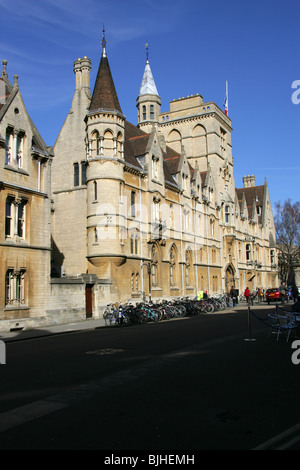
{"left": 244, "top": 287, "right": 250, "bottom": 304}
{"left": 230, "top": 286, "right": 237, "bottom": 307}
{"left": 292, "top": 283, "right": 299, "bottom": 303}
{"left": 257, "top": 287, "right": 263, "bottom": 303}
{"left": 280, "top": 282, "right": 287, "bottom": 304}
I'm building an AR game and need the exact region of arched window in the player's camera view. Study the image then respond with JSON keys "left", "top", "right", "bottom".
{"left": 185, "top": 250, "right": 192, "bottom": 286}
{"left": 192, "top": 124, "right": 207, "bottom": 157}
{"left": 135, "top": 272, "right": 139, "bottom": 292}
{"left": 167, "top": 129, "right": 182, "bottom": 153}
{"left": 170, "top": 245, "right": 177, "bottom": 287}
{"left": 117, "top": 132, "right": 123, "bottom": 159}
{"left": 151, "top": 244, "right": 159, "bottom": 287}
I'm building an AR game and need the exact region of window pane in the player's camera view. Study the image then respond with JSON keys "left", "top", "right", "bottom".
{"left": 81, "top": 162, "right": 86, "bottom": 185}
{"left": 74, "top": 163, "right": 79, "bottom": 186}
{"left": 5, "top": 199, "right": 12, "bottom": 236}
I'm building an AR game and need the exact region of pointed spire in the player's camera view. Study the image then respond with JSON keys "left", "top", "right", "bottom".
{"left": 89, "top": 28, "right": 123, "bottom": 114}
{"left": 139, "top": 44, "right": 159, "bottom": 96}
{"left": 101, "top": 25, "right": 107, "bottom": 58}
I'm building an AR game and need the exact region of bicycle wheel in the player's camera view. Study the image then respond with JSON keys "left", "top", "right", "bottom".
{"left": 134, "top": 309, "right": 148, "bottom": 323}
{"left": 204, "top": 302, "right": 214, "bottom": 313}
{"left": 108, "top": 312, "right": 118, "bottom": 325}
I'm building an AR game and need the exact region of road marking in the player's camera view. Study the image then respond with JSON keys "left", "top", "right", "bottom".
{"left": 253, "top": 423, "right": 300, "bottom": 450}
{"left": 0, "top": 332, "right": 245, "bottom": 434}
{"left": 86, "top": 348, "right": 125, "bottom": 355}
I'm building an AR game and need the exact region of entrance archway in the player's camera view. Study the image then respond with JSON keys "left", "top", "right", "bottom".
{"left": 225, "top": 264, "right": 235, "bottom": 293}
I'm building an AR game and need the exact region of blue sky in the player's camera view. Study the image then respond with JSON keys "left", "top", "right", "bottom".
{"left": 1, "top": 0, "right": 299, "bottom": 206}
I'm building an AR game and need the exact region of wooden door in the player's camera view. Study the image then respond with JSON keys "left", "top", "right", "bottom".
{"left": 85, "top": 284, "right": 93, "bottom": 318}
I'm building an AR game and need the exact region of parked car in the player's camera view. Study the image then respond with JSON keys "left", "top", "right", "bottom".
{"left": 265, "top": 288, "right": 281, "bottom": 303}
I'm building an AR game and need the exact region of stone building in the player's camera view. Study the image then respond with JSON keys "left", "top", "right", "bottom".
{"left": 50, "top": 33, "right": 278, "bottom": 320}
{"left": 0, "top": 60, "right": 53, "bottom": 330}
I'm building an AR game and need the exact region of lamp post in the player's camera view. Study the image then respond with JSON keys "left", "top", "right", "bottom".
{"left": 142, "top": 261, "right": 152, "bottom": 303}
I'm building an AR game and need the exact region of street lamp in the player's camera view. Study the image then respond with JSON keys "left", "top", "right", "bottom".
{"left": 142, "top": 261, "right": 152, "bottom": 303}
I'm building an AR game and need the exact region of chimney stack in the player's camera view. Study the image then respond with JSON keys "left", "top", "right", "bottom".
{"left": 74, "top": 56, "right": 91, "bottom": 91}
{"left": 243, "top": 174, "right": 255, "bottom": 188}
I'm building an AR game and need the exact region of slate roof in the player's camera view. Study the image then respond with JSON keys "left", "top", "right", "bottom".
{"left": 89, "top": 54, "right": 123, "bottom": 114}
{"left": 0, "top": 62, "right": 51, "bottom": 156}
{"left": 236, "top": 185, "right": 265, "bottom": 221}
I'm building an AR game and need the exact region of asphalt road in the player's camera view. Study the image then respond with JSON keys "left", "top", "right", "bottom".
{"left": 0, "top": 304, "right": 300, "bottom": 452}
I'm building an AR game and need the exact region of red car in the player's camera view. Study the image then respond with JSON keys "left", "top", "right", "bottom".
{"left": 265, "top": 288, "right": 281, "bottom": 303}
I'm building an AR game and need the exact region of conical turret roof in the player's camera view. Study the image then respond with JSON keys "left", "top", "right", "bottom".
{"left": 89, "top": 31, "right": 123, "bottom": 114}
{"left": 139, "top": 58, "right": 159, "bottom": 96}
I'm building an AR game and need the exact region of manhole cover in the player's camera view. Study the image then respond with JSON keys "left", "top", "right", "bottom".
{"left": 86, "top": 348, "right": 124, "bottom": 356}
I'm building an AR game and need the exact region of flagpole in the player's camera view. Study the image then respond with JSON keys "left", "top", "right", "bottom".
{"left": 223, "top": 80, "right": 228, "bottom": 115}
{"left": 226, "top": 80, "right": 228, "bottom": 115}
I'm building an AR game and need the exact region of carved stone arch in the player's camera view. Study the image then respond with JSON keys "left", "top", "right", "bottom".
{"left": 185, "top": 246, "right": 194, "bottom": 287}
{"left": 103, "top": 128, "right": 114, "bottom": 157}
{"left": 167, "top": 129, "right": 182, "bottom": 153}
{"left": 150, "top": 241, "right": 161, "bottom": 288}
{"left": 91, "top": 129, "right": 101, "bottom": 157}
{"left": 169, "top": 243, "right": 179, "bottom": 288}
{"left": 116, "top": 131, "right": 123, "bottom": 158}
{"left": 169, "top": 242, "right": 179, "bottom": 257}
{"left": 224, "top": 263, "right": 236, "bottom": 293}
{"left": 192, "top": 123, "right": 207, "bottom": 157}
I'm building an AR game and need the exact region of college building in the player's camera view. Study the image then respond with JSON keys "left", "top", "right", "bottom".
{"left": 0, "top": 33, "right": 278, "bottom": 328}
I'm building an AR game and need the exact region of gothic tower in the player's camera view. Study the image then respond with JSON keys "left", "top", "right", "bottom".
{"left": 85, "top": 30, "right": 126, "bottom": 274}
{"left": 136, "top": 45, "right": 161, "bottom": 132}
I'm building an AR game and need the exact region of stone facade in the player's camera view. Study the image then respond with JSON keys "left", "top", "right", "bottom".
{"left": 0, "top": 34, "right": 279, "bottom": 328}
{"left": 50, "top": 34, "right": 278, "bottom": 319}
{"left": 0, "top": 61, "right": 53, "bottom": 330}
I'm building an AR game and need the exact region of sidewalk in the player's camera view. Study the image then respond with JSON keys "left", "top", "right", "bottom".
{"left": 0, "top": 316, "right": 107, "bottom": 342}
{"left": 0, "top": 301, "right": 293, "bottom": 343}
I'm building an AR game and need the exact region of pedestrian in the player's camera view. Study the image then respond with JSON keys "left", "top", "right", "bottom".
{"left": 257, "top": 287, "right": 263, "bottom": 303}
{"left": 244, "top": 287, "right": 250, "bottom": 304}
{"left": 280, "top": 282, "right": 287, "bottom": 304}
{"left": 230, "top": 286, "right": 237, "bottom": 307}
{"left": 292, "top": 283, "right": 299, "bottom": 303}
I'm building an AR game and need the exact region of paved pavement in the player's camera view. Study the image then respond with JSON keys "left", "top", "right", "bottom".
{"left": 1, "top": 301, "right": 296, "bottom": 342}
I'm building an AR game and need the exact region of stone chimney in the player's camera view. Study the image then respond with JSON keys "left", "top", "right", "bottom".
{"left": 243, "top": 174, "right": 255, "bottom": 188}
{"left": 74, "top": 56, "right": 91, "bottom": 91}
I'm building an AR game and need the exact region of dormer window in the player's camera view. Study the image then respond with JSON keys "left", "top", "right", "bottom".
{"left": 152, "top": 156, "right": 159, "bottom": 179}
{"left": 5, "top": 128, "right": 13, "bottom": 165}
{"left": 182, "top": 174, "right": 188, "bottom": 190}
{"left": 5, "top": 128, "right": 25, "bottom": 169}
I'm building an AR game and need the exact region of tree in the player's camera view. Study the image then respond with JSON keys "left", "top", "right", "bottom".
{"left": 274, "top": 199, "right": 300, "bottom": 284}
